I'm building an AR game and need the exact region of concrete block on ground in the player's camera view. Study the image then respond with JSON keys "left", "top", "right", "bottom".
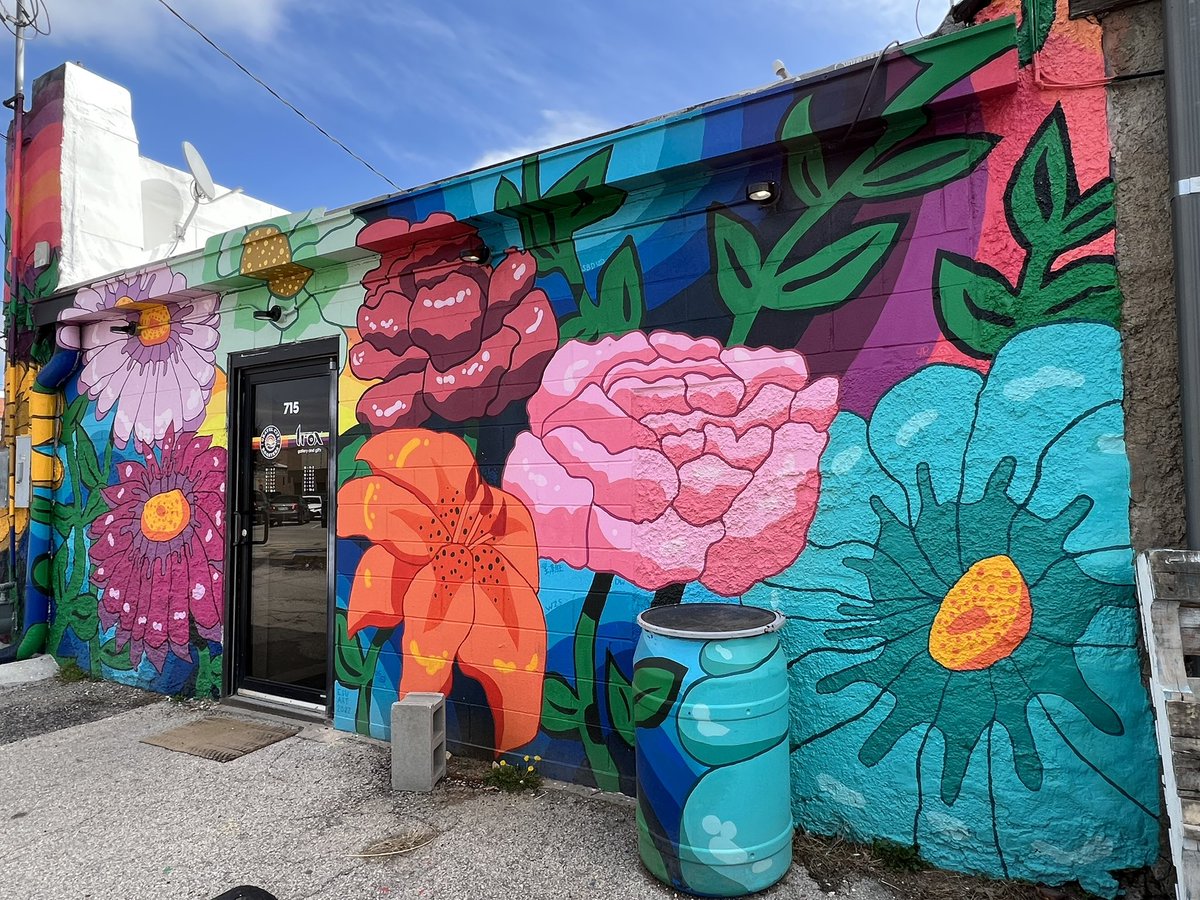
{"left": 390, "top": 693, "right": 446, "bottom": 793}
{"left": 0, "top": 654, "right": 59, "bottom": 687}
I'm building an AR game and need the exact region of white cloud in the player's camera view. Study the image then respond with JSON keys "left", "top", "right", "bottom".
{"left": 35, "top": 0, "right": 296, "bottom": 47}
{"left": 472, "top": 109, "right": 611, "bottom": 169}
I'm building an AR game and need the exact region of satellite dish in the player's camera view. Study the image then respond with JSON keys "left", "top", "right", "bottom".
{"left": 182, "top": 140, "right": 216, "bottom": 202}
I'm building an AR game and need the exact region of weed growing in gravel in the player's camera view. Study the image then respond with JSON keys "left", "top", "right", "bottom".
{"left": 483, "top": 756, "right": 542, "bottom": 792}
{"left": 56, "top": 662, "right": 94, "bottom": 683}
{"left": 870, "top": 838, "right": 927, "bottom": 872}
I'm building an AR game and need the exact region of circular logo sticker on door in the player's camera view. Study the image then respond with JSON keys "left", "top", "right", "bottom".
{"left": 259, "top": 425, "right": 282, "bottom": 460}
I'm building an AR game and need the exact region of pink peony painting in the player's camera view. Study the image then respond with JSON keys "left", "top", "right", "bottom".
{"left": 62, "top": 267, "right": 220, "bottom": 450}
{"left": 349, "top": 213, "right": 558, "bottom": 429}
{"left": 502, "top": 331, "right": 839, "bottom": 596}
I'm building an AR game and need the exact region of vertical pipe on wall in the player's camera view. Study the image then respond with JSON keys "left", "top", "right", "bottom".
{"left": 2, "top": 0, "right": 26, "bottom": 649}
{"left": 1165, "top": 0, "right": 1200, "bottom": 548}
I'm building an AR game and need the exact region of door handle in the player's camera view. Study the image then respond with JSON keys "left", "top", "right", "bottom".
{"left": 238, "top": 510, "right": 270, "bottom": 546}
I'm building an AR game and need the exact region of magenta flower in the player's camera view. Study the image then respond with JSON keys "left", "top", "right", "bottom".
{"left": 502, "top": 332, "right": 840, "bottom": 596}
{"left": 349, "top": 213, "right": 558, "bottom": 429}
{"left": 62, "top": 266, "right": 219, "bottom": 450}
{"left": 90, "top": 431, "right": 225, "bottom": 671}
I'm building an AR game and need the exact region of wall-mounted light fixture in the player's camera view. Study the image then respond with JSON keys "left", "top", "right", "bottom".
{"left": 746, "top": 181, "right": 778, "bottom": 204}
{"left": 253, "top": 306, "right": 283, "bottom": 322}
{"left": 109, "top": 322, "right": 138, "bottom": 336}
{"left": 459, "top": 245, "right": 489, "bottom": 264}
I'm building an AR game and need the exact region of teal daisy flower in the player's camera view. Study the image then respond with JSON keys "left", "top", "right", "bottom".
{"left": 745, "top": 323, "right": 1160, "bottom": 898}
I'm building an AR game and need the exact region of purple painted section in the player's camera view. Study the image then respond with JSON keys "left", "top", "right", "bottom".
{"left": 799, "top": 111, "right": 987, "bottom": 416}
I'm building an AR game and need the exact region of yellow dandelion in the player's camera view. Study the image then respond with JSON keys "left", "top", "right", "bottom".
{"left": 527, "top": 765, "right": 535, "bottom": 773}
{"left": 499, "top": 759, "right": 507, "bottom": 766}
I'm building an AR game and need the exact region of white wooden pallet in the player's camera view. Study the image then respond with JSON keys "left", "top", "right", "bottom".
{"left": 1136, "top": 549, "right": 1200, "bottom": 900}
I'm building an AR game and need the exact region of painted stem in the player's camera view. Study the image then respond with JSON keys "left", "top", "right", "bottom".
{"left": 572, "top": 571, "right": 623, "bottom": 793}
{"left": 354, "top": 628, "right": 391, "bottom": 735}
{"left": 726, "top": 314, "right": 755, "bottom": 348}
{"left": 650, "top": 583, "right": 686, "bottom": 607}
{"left": 728, "top": 107, "right": 928, "bottom": 346}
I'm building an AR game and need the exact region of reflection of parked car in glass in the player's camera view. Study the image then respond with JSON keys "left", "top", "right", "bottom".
{"left": 252, "top": 490, "right": 268, "bottom": 524}
{"left": 269, "top": 494, "right": 310, "bottom": 526}
{"left": 302, "top": 494, "right": 325, "bottom": 527}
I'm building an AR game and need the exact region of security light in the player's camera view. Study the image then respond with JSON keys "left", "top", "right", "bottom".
{"left": 746, "top": 181, "right": 778, "bottom": 203}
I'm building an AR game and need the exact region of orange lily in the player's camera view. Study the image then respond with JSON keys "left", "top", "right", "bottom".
{"left": 338, "top": 429, "right": 546, "bottom": 751}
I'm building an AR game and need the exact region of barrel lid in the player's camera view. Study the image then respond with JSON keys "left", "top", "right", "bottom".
{"left": 636, "top": 603, "right": 785, "bottom": 639}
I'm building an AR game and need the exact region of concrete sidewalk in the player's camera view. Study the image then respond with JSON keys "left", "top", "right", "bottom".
{"left": 0, "top": 678, "right": 890, "bottom": 900}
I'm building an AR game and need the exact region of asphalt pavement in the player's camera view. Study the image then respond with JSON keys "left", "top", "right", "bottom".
{"left": 0, "top": 671, "right": 894, "bottom": 900}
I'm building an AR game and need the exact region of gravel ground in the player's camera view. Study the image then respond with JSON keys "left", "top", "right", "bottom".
{"left": 0, "top": 677, "right": 896, "bottom": 900}
{"left": 0, "top": 673, "right": 159, "bottom": 745}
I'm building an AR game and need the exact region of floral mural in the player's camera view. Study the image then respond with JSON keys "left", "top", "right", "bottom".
{"left": 23, "top": 0, "right": 1162, "bottom": 893}
{"left": 91, "top": 430, "right": 226, "bottom": 671}
{"left": 61, "top": 267, "right": 220, "bottom": 450}
{"left": 349, "top": 214, "right": 559, "bottom": 429}
{"left": 748, "top": 323, "right": 1157, "bottom": 894}
{"left": 503, "top": 331, "right": 839, "bottom": 595}
{"left": 337, "top": 429, "right": 545, "bottom": 750}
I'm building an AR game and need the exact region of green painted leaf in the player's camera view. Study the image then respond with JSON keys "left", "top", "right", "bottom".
{"left": 61, "top": 593, "right": 99, "bottom": 643}
{"left": 767, "top": 219, "right": 903, "bottom": 312}
{"left": 780, "top": 95, "right": 815, "bottom": 143}
{"left": 889, "top": 19, "right": 1016, "bottom": 121}
{"left": 333, "top": 609, "right": 367, "bottom": 684}
{"left": 557, "top": 315, "right": 591, "bottom": 342}
{"left": 710, "top": 207, "right": 766, "bottom": 318}
{"left": 790, "top": 148, "right": 828, "bottom": 210}
{"left": 30, "top": 494, "right": 55, "bottom": 526}
{"left": 31, "top": 552, "right": 52, "bottom": 594}
{"left": 337, "top": 430, "right": 370, "bottom": 488}
{"left": 632, "top": 657, "right": 688, "bottom": 730}
{"left": 195, "top": 647, "right": 222, "bottom": 699}
{"left": 60, "top": 395, "right": 87, "bottom": 433}
{"left": 74, "top": 425, "right": 107, "bottom": 491}
{"left": 1061, "top": 179, "right": 1115, "bottom": 248}
{"left": 606, "top": 653, "right": 635, "bottom": 748}
{"left": 593, "top": 237, "right": 645, "bottom": 337}
{"left": 96, "top": 638, "right": 135, "bottom": 671}
{"left": 933, "top": 251, "right": 1019, "bottom": 357}
{"left": 546, "top": 145, "right": 615, "bottom": 198}
{"left": 780, "top": 97, "right": 828, "bottom": 207}
{"left": 541, "top": 673, "right": 583, "bottom": 735}
{"left": 1008, "top": 105, "right": 1071, "bottom": 250}
{"left": 494, "top": 176, "right": 523, "bottom": 211}
{"left": 494, "top": 148, "right": 627, "bottom": 295}
{"left": 1040, "top": 260, "right": 1121, "bottom": 323}
{"left": 856, "top": 134, "right": 999, "bottom": 200}
{"left": 1019, "top": 0, "right": 1054, "bottom": 65}
{"left": 16, "top": 623, "right": 47, "bottom": 660}
{"left": 33, "top": 253, "right": 60, "bottom": 298}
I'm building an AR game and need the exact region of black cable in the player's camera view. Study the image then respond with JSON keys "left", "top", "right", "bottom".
{"left": 838, "top": 40, "right": 901, "bottom": 147}
{"left": 152, "top": 0, "right": 401, "bottom": 192}
{"left": 0, "top": 0, "right": 50, "bottom": 39}
{"left": 1110, "top": 68, "right": 1165, "bottom": 84}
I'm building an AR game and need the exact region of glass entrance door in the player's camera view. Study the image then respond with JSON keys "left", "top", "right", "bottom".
{"left": 232, "top": 355, "right": 334, "bottom": 706}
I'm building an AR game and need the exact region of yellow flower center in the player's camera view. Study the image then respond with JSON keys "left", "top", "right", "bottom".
{"left": 137, "top": 304, "right": 172, "bottom": 346}
{"left": 140, "top": 489, "right": 191, "bottom": 542}
{"left": 928, "top": 554, "right": 1032, "bottom": 672}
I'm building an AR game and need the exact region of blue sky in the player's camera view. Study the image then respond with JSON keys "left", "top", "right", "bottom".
{"left": 8, "top": 0, "right": 952, "bottom": 213}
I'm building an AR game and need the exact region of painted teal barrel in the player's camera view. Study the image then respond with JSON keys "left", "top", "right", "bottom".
{"left": 634, "top": 603, "right": 792, "bottom": 897}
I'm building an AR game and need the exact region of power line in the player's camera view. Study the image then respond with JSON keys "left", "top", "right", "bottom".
{"left": 152, "top": 0, "right": 401, "bottom": 192}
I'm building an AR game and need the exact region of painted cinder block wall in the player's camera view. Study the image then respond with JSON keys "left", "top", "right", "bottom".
{"left": 8, "top": 0, "right": 1176, "bottom": 894}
